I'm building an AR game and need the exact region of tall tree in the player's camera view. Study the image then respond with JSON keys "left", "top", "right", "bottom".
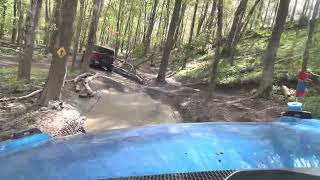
{"left": 301, "top": 0, "right": 320, "bottom": 71}
{"left": 71, "top": 0, "right": 86, "bottom": 71}
{"left": 44, "top": 0, "right": 52, "bottom": 53}
{"left": 133, "top": 5, "right": 143, "bottom": 49}
{"left": 299, "top": 0, "right": 310, "bottom": 25}
{"left": 156, "top": 0, "right": 182, "bottom": 84}
{"left": 11, "top": 0, "right": 18, "bottom": 43}
{"left": 17, "top": 0, "right": 43, "bottom": 80}
{"left": 79, "top": 0, "right": 92, "bottom": 53}
{"left": 40, "top": 0, "right": 78, "bottom": 106}
{"left": 188, "top": 0, "right": 199, "bottom": 45}
{"left": 16, "top": 0, "right": 23, "bottom": 45}
{"left": 271, "top": 0, "right": 280, "bottom": 27}
{"left": 48, "top": 0, "right": 62, "bottom": 53}
{"left": 182, "top": 0, "right": 199, "bottom": 69}
{"left": 173, "top": 2, "right": 186, "bottom": 47}
{"left": 210, "top": 0, "right": 223, "bottom": 90}
{"left": 205, "top": 0, "right": 217, "bottom": 40}
{"left": 229, "top": 0, "right": 261, "bottom": 62}
{"left": 196, "top": 1, "right": 209, "bottom": 36}
{"left": 143, "top": 0, "right": 159, "bottom": 55}
{"left": 256, "top": 0, "right": 290, "bottom": 97}
{"left": 262, "top": 0, "right": 271, "bottom": 27}
{"left": 81, "top": 0, "right": 104, "bottom": 72}
{"left": 290, "top": 0, "right": 298, "bottom": 22}
{"left": 114, "top": 0, "right": 124, "bottom": 57}
{"left": 0, "top": 0, "right": 7, "bottom": 38}
{"left": 308, "top": 0, "right": 315, "bottom": 18}
{"left": 221, "top": 0, "right": 249, "bottom": 58}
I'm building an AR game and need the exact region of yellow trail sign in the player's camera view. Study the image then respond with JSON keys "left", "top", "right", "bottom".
{"left": 57, "top": 47, "right": 67, "bottom": 58}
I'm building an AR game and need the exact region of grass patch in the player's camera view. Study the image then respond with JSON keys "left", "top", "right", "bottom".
{"left": 300, "top": 96, "right": 320, "bottom": 119}
{"left": 0, "top": 67, "right": 48, "bottom": 92}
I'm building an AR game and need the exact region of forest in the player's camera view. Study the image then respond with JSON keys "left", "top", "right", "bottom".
{"left": 0, "top": 0, "right": 319, "bottom": 139}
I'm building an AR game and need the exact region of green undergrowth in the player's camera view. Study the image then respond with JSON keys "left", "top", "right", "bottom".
{"left": 0, "top": 67, "right": 80, "bottom": 93}
{"left": 176, "top": 23, "right": 320, "bottom": 87}
{"left": 0, "top": 67, "right": 48, "bottom": 92}
{"left": 300, "top": 96, "right": 320, "bottom": 119}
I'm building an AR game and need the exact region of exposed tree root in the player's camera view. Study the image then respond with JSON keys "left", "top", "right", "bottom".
{"left": 0, "top": 89, "right": 43, "bottom": 102}
{"left": 113, "top": 66, "right": 144, "bottom": 84}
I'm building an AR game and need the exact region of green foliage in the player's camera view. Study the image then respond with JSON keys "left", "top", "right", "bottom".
{"left": 300, "top": 96, "right": 320, "bottom": 119}
{"left": 176, "top": 22, "right": 320, "bottom": 89}
{"left": 132, "top": 43, "right": 145, "bottom": 57}
{"left": 0, "top": 67, "right": 47, "bottom": 91}
{"left": 190, "top": 34, "right": 210, "bottom": 55}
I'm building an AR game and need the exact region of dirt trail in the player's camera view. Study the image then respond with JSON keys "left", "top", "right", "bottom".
{"left": 64, "top": 73, "right": 180, "bottom": 133}
{"left": 0, "top": 54, "right": 286, "bottom": 136}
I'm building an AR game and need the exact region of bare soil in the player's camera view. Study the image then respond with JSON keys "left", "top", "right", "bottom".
{"left": 0, "top": 54, "right": 286, "bottom": 141}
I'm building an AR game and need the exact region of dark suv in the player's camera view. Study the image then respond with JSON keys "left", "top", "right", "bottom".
{"left": 88, "top": 45, "right": 115, "bottom": 72}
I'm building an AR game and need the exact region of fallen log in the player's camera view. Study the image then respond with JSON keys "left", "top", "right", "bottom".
{"left": 112, "top": 66, "right": 144, "bottom": 85}
{"left": 0, "top": 89, "right": 43, "bottom": 102}
{"left": 83, "top": 74, "right": 99, "bottom": 96}
{"left": 74, "top": 72, "right": 94, "bottom": 83}
{"left": 75, "top": 82, "right": 82, "bottom": 92}
{"left": 281, "top": 85, "right": 292, "bottom": 98}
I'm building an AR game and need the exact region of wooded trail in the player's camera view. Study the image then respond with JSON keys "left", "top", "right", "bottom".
{"left": 65, "top": 72, "right": 180, "bottom": 132}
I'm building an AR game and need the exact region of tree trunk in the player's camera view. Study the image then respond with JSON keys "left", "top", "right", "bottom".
{"left": 0, "top": 0, "right": 7, "bottom": 38}
{"left": 221, "top": 0, "right": 249, "bottom": 58}
{"left": 48, "top": 0, "right": 61, "bottom": 54}
{"left": 156, "top": 0, "right": 182, "bottom": 84}
{"left": 242, "top": 0, "right": 262, "bottom": 34}
{"left": 301, "top": 0, "right": 320, "bottom": 72}
{"left": 143, "top": 0, "right": 159, "bottom": 55}
{"left": 205, "top": 0, "right": 217, "bottom": 41}
{"left": 79, "top": 1, "right": 92, "bottom": 53}
{"left": 17, "top": 0, "right": 43, "bottom": 80}
{"left": 44, "top": 0, "right": 52, "bottom": 53}
{"left": 308, "top": 0, "right": 315, "bottom": 18}
{"left": 81, "top": 0, "right": 104, "bottom": 72}
{"left": 173, "top": 2, "right": 186, "bottom": 48}
{"left": 40, "top": 0, "right": 78, "bottom": 106}
{"left": 271, "top": 0, "right": 280, "bottom": 27}
{"left": 99, "top": 0, "right": 111, "bottom": 45}
{"left": 16, "top": 0, "right": 23, "bottom": 45}
{"left": 210, "top": 0, "right": 223, "bottom": 90}
{"left": 290, "top": 0, "right": 298, "bottom": 22}
{"left": 181, "top": 0, "right": 198, "bottom": 69}
{"left": 229, "top": 0, "right": 261, "bottom": 61}
{"left": 133, "top": 7, "right": 142, "bottom": 50}
{"left": 257, "top": 0, "right": 290, "bottom": 97}
{"left": 299, "top": 0, "right": 309, "bottom": 25}
{"left": 121, "top": 5, "right": 134, "bottom": 53}
{"left": 196, "top": 2, "right": 209, "bottom": 37}
{"left": 71, "top": 0, "right": 85, "bottom": 71}
{"left": 11, "top": 0, "right": 18, "bottom": 43}
{"left": 188, "top": 0, "right": 198, "bottom": 45}
{"left": 114, "top": 0, "right": 124, "bottom": 58}
{"left": 160, "top": 0, "right": 171, "bottom": 52}
{"left": 262, "top": 0, "right": 271, "bottom": 27}
{"left": 156, "top": 0, "right": 166, "bottom": 38}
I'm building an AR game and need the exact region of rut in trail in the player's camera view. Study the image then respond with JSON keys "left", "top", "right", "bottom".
{"left": 64, "top": 73, "right": 181, "bottom": 133}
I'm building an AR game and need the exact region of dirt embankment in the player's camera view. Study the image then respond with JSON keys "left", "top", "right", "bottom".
{"left": 144, "top": 79, "right": 286, "bottom": 122}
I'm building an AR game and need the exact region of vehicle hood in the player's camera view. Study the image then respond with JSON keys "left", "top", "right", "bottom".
{"left": 1, "top": 117, "right": 320, "bottom": 179}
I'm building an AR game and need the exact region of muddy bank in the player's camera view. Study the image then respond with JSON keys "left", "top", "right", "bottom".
{"left": 144, "top": 83, "right": 286, "bottom": 122}
{"left": 0, "top": 100, "right": 86, "bottom": 141}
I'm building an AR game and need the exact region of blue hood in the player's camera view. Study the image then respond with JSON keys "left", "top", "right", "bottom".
{"left": 1, "top": 117, "right": 320, "bottom": 179}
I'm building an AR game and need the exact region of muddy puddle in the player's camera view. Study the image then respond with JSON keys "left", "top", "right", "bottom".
{"left": 67, "top": 73, "right": 180, "bottom": 133}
